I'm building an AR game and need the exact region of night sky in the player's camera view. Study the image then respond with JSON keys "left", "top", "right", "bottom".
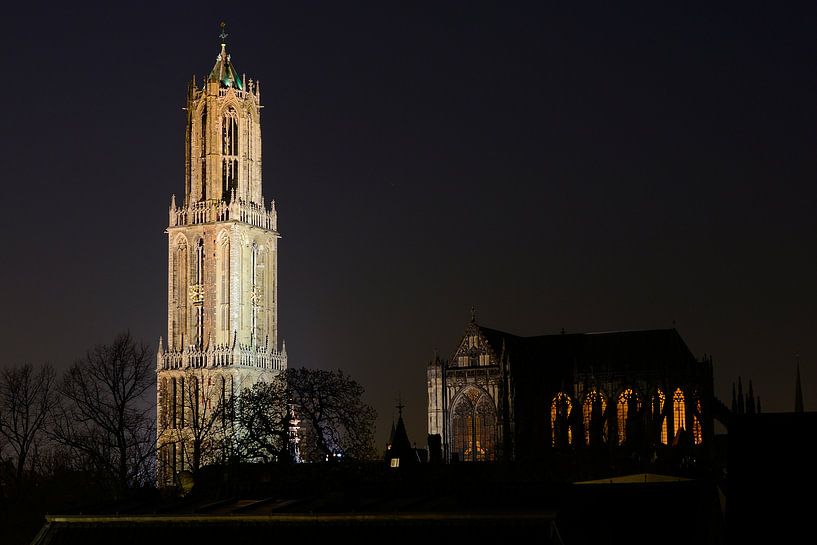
{"left": 3, "top": 2, "right": 816, "bottom": 446}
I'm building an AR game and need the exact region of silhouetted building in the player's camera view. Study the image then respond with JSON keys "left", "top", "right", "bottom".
{"left": 428, "top": 312, "right": 716, "bottom": 465}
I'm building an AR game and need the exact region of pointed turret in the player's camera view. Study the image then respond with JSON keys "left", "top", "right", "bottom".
{"left": 208, "top": 22, "right": 243, "bottom": 90}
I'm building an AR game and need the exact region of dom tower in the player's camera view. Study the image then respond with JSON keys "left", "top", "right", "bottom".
{"left": 157, "top": 26, "right": 287, "bottom": 484}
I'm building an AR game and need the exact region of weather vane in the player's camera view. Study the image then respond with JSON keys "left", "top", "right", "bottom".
{"left": 396, "top": 393, "right": 405, "bottom": 417}
{"left": 219, "top": 21, "right": 228, "bottom": 43}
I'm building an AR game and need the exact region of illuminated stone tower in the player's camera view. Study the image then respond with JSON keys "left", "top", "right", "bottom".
{"left": 156, "top": 25, "right": 286, "bottom": 484}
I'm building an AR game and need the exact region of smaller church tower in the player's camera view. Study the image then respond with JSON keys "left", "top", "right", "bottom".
{"left": 156, "top": 24, "right": 287, "bottom": 485}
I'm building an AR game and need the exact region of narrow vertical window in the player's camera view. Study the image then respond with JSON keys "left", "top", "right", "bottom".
{"left": 616, "top": 389, "right": 641, "bottom": 445}
{"left": 673, "top": 388, "right": 686, "bottom": 438}
{"left": 222, "top": 108, "right": 239, "bottom": 198}
{"left": 550, "top": 392, "right": 572, "bottom": 447}
{"left": 194, "top": 239, "right": 205, "bottom": 346}
{"left": 653, "top": 388, "right": 668, "bottom": 445}
{"left": 218, "top": 234, "right": 230, "bottom": 341}
{"left": 173, "top": 239, "right": 188, "bottom": 347}
{"left": 200, "top": 106, "right": 207, "bottom": 200}
{"left": 693, "top": 399, "right": 703, "bottom": 445}
{"left": 583, "top": 388, "right": 607, "bottom": 446}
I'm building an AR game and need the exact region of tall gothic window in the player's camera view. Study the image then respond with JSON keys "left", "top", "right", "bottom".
{"left": 583, "top": 388, "right": 607, "bottom": 446}
{"left": 653, "top": 388, "right": 668, "bottom": 445}
{"left": 218, "top": 233, "right": 230, "bottom": 341}
{"left": 616, "top": 388, "right": 641, "bottom": 445}
{"left": 550, "top": 392, "right": 573, "bottom": 447}
{"left": 178, "top": 377, "right": 185, "bottom": 428}
{"left": 673, "top": 388, "right": 686, "bottom": 438}
{"left": 222, "top": 108, "right": 239, "bottom": 198}
{"left": 250, "top": 242, "right": 259, "bottom": 342}
{"left": 451, "top": 389, "right": 496, "bottom": 462}
{"left": 255, "top": 246, "right": 266, "bottom": 343}
{"left": 194, "top": 239, "right": 205, "bottom": 346}
{"left": 172, "top": 239, "right": 188, "bottom": 347}
{"left": 200, "top": 106, "right": 207, "bottom": 200}
{"left": 170, "top": 377, "right": 177, "bottom": 428}
{"left": 693, "top": 398, "right": 703, "bottom": 445}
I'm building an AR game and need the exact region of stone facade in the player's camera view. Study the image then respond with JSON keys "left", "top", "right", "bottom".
{"left": 157, "top": 34, "right": 286, "bottom": 484}
{"left": 428, "top": 314, "right": 716, "bottom": 465}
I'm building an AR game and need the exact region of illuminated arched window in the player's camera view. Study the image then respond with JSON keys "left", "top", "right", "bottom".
{"left": 200, "top": 106, "right": 207, "bottom": 200}
{"left": 693, "top": 399, "right": 703, "bottom": 445}
{"left": 217, "top": 233, "right": 230, "bottom": 342}
{"left": 653, "top": 388, "right": 668, "bottom": 445}
{"left": 673, "top": 388, "right": 686, "bottom": 438}
{"left": 193, "top": 239, "right": 205, "bottom": 346}
{"left": 172, "top": 238, "right": 188, "bottom": 346}
{"left": 170, "top": 377, "right": 177, "bottom": 428}
{"left": 583, "top": 388, "right": 607, "bottom": 446}
{"left": 550, "top": 392, "right": 573, "bottom": 447}
{"left": 222, "top": 108, "right": 239, "bottom": 198}
{"left": 616, "top": 389, "right": 641, "bottom": 445}
{"left": 451, "top": 388, "right": 496, "bottom": 462}
{"left": 255, "top": 246, "right": 267, "bottom": 343}
{"left": 178, "top": 377, "right": 185, "bottom": 428}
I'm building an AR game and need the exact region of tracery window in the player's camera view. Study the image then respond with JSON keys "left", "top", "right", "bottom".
{"left": 193, "top": 239, "right": 205, "bottom": 346}
{"left": 673, "top": 388, "right": 686, "bottom": 438}
{"left": 451, "top": 389, "right": 496, "bottom": 462}
{"left": 583, "top": 388, "right": 607, "bottom": 446}
{"left": 172, "top": 239, "right": 188, "bottom": 346}
{"left": 200, "top": 106, "right": 207, "bottom": 200}
{"left": 218, "top": 233, "right": 230, "bottom": 340}
{"left": 550, "top": 392, "right": 573, "bottom": 447}
{"left": 653, "top": 388, "right": 668, "bottom": 445}
{"left": 616, "top": 388, "right": 642, "bottom": 445}
{"left": 692, "top": 398, "right": 703, "bottom": 445}
{"left": 222, "top": 108, "right": 239, "bottom": 198}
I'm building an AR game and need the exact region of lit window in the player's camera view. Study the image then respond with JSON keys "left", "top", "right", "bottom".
{"left": 692, "top": 399, "right": 703, "bottom": 445}
{"left": 673, "top": 388, "right": 686, "bottom": 438}
{"left": 583, "top": 388, "right": 607, "bottom": 446}
{"left": 550, "top": 392, "right": 572, "bottom": 447}
{"left": 390, "top": 458, "right": 400, "bottom": 468}
{"left": 616, "top": 388, "right": 641, "bottom": 445}
{"left": 451, "top": 389, "right": 496, "bottom": 461}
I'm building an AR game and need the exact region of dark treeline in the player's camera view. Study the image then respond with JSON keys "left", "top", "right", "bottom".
{"left": 0, "top": 332, "right": 377, "bottom": 545}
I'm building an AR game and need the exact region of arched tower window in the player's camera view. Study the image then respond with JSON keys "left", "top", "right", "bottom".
{"left": 255, "top": 246, "right": 267, "bottom": 343}
{"left": 200, "top": 106, "right": 207, "bottom": 200}
{"left": 218, "top": 233, "right": 230, "bottom": 342}
{"left": 451, "top": 388, "right": 496, "bottom": 462}
{"left": 673, "top": 388, "right": 686, "bottom": 438}
{"left": 693, "top": 398, "right": 703, "bottom": 445}
{"left": 653, "top": 388, "right": 668, "bottom": 445}
{"left": 172, "top": 239, "right": 188, "bottom": 347}
{"left": 222, "top": 108, "right": 239, "bottom": 199}
{"left": 583, "top": 388, "right": 607, "bottom": 446}
{"left": 616, "top": 388, "right": 642, "bottom": 445}
{"left": 550, "top": 392, "right": 573, "bottom": 447}
{"left": 193, "top": 239, "right": 205, "bottom": 347}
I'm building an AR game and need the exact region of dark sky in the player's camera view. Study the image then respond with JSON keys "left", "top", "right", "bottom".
{"left": 2, "top": 1, "right": 816, "bottom": 446}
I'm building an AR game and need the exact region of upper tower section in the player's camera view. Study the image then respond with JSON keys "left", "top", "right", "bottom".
{"left": 183, "top": 22, "right": 264, "bottom": 207}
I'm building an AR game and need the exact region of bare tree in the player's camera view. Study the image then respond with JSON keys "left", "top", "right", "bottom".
{"left": 171, "top": 368, "right": 229, "bottom": 473}
{"left": 0, "top": 364, "right": 57, "bottom": 491}
{"left": 286, "top": 368, "right": 377, "bottom": 462}
{"left": 234, "top": 379, "right": 291, "bottom": 463}
{"left": 51, "top": 332, "right": 155, "bottom": 495}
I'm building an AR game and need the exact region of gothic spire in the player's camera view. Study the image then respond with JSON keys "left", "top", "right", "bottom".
{"left": 208, "top": 21, "right": 243, "bottom": 90}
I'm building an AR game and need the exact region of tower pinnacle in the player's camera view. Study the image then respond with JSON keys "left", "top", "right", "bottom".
{"left": 219, "top": 21, "right": 228, "bottom": 45}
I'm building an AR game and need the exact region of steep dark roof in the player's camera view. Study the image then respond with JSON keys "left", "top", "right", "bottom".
{"left": 209, "top": 44, "right": 243, "bottom": 90}
{"left": 476, "top": 326, "right": 698, "bottom": 375}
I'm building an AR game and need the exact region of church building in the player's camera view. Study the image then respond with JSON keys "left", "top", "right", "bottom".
{"left": 156, "top": 27, "right": 286, "bottom": 484}
{"left": 428, "top": 312, "right": 715, "bottom": 465}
